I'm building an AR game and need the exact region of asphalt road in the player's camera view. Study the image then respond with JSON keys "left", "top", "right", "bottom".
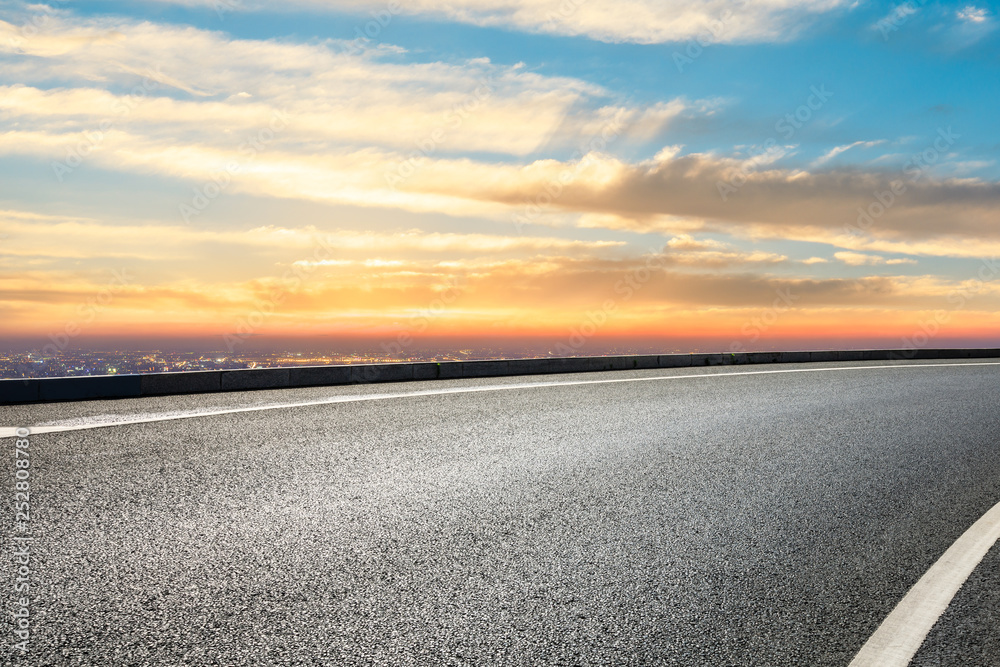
{"left": 2, "top": 360, "right": 999, "bottom": 666}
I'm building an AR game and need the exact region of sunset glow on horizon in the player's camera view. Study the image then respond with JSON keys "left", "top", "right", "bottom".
{"left": 2, "top": 0, "right": 999, "bottom": 357}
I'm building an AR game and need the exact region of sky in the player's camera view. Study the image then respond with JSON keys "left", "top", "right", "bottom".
{"left": 1, "top": 0, "right": 999, "bottom": 355}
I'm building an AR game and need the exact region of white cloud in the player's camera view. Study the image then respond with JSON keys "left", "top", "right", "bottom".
{"left": 947, "top": 5, "right": 996, "bottom": 48}
{"left": 0, "top": 212, "right": 625, "bottom": 267}
{"left": 957, "top": 6, "right": 989, "bottom": 23}
{"left": 2, "top": 9, "right": 998, "bottom": 267}
{"left": 0, "top": 14, "right": 692, "bottom": 161}
{"left": 811, "top": 139, "right": 885, "bottom": 167}
{"left": 134, "top": 0, "right": 856, "bottom": 45}
{"left": 834, "top": 251, "right": 917, "bottom": 266}
{"left": 666, "top": 234, "right": 728, "bottom": 251}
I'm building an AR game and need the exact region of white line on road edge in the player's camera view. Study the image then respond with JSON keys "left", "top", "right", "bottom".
{"left": 850, "top": 500, "right": 1000, "bottom": 667}
{"left": 3, "top": 361, "right": 1000, "bottom": 438}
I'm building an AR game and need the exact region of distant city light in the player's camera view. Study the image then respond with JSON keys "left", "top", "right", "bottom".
{"left": 0, "top": 345, "right": 690, "bottom": 380}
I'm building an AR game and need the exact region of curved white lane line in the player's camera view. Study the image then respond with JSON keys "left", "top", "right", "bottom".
{"left": 850, "top": 500, "right": 1000, "bottom": 667}
{"left": 3, "top": 361, "right": 1000, "bottom": 438}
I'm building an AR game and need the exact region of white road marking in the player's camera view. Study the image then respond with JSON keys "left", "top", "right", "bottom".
{"left": 850, "top": 500, "right": 1000, "bottom": 667}
{"left": 2, "top": 361, "right": 999, "bottom": 438}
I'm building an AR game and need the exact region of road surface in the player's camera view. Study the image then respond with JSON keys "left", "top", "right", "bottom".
{"left": 3, "top": 360, "right": 999, "bottom": 665}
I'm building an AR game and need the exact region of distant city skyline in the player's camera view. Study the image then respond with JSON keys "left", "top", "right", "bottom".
{"left": 2, "top": 344, "right": 697, "bottom": 379}
{"left": 2, "top": 1, "right": 999, "bottom": 354}
{"left": 6, "top": 335, "right": 1000, "bottom": 380}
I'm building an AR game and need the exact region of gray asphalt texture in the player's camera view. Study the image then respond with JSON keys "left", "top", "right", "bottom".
{"left": 2, "top": 360, "right": 999, "bottom": 666}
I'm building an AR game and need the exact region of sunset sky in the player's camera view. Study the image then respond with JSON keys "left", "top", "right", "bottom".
{"left": 2, "top": 0, "right": 999, "bottom": 354}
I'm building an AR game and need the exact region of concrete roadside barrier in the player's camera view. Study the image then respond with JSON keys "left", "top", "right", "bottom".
{"left": 3, "top": 349, "right": 999, "bottom": 404}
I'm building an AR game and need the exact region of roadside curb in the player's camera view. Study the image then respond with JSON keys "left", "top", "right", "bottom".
{"left": 2, "top": 348, "right": 998, "bottom": 404}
